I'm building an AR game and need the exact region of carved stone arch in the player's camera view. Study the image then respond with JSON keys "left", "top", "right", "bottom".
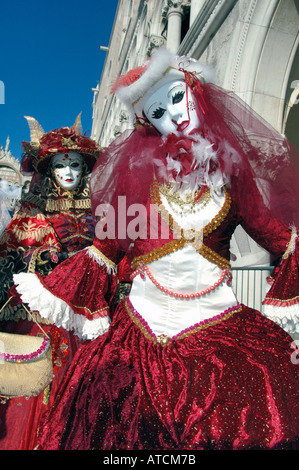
{"left": 0, "top": 162, "right": 23, "bottom": 186}
{"left": 283, "top": 40, "right": 299, "bottom": 155}
{"left": 223, "top": 0, "right": 299, "bottom": 133}
{"left": 222, "top": 0, "right": 299, "bottom": 269}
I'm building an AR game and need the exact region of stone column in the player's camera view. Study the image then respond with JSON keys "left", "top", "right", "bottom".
{"left": 166, "top": 1, "right": 183, "bottom": 53}
{"left": 190, "top": 0, "right": 205, "bottom": 26}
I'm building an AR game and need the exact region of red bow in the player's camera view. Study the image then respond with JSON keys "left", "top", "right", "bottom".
{"left": 158, "top": 133, "right": 197, "bottom": 178}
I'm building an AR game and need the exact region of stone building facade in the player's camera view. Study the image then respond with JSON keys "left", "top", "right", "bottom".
{"left": 92, "top": 0, "right": 298, "bottom": 152}
{"left": 0, "top": 138, "right": 22, "bottom": 187}
{"left": 0, "top": 138, "right": 26, "bottom": 213}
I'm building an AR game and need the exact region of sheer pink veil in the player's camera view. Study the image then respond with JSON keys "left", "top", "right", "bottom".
{"left": 90, "top": 79, "right": 299, "bottom": 251}
{"left": 197, "top": 83, "right": 299, "bottom": 230}
{"left": 90, "top": 126, "right": 163, "bottom": 250}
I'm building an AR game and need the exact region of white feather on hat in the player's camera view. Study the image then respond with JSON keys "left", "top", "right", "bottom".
{"left": 113, "top": 47, "right": 215, "bottom": 122}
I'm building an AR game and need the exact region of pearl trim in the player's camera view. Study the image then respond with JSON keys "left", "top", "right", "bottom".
{"left": 130, "top": 263, "right": 231, "bottom": 299}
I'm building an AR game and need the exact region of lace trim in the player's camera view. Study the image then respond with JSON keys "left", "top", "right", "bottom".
{"left": 13, "top": 273, "right": 110, "bottom": 340}
{"left": 263, "top": 303, "right": 299, "bottom": 335}
{"left": 86, "top": 245, "right": 117, "bottom": 274}
{"left": 124, "top": 296, "right": 242, "bottom": 346}
{"left": 283, "top": 226, "right": 297, "bottom": 260}
{"left": 263, "top": 295, "right": 299, "bottom": 307}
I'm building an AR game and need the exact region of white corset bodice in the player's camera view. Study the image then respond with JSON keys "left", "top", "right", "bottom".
{"left": 129, "top": 190, "right": 239, "bottom": 337}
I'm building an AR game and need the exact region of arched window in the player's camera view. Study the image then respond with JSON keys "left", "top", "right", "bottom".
{"left": 284, "top": 45, "right": 299, "bottom": 155}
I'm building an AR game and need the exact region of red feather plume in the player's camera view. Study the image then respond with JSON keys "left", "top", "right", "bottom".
{"left": 111, "top": 64, "right": 147, "bottom": 94}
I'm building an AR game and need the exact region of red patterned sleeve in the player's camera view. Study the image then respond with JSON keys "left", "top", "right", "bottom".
{"left": 0, "top": 202, "right": 63, "bottom": 286}
{"left": 0, "top": 202, "right": 61, "bottom": 257}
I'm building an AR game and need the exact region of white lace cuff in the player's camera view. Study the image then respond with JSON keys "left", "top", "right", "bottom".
{"left": 13, "top": 272, "right": 110, "bottom": 340}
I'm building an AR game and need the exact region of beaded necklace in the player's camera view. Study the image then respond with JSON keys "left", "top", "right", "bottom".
{"left": 130, "top": 262, "right": 231, "bottom": 299}
{"left": 150, "top": 180, "right": 231, "bottom": 239}
{"left": 131, "top": 182, "right": 232, "bottom": 271}
{"left": 158, "top": 183, "right": 211, "bottom": 216}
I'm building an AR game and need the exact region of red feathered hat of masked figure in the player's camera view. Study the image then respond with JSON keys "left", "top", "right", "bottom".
{"left": 20, "top": 114, "right": 102, "bottom": 176}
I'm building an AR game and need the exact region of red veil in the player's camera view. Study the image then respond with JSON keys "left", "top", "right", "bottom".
{"left": 90, "top": 82, "right": 299, "bottom": 251}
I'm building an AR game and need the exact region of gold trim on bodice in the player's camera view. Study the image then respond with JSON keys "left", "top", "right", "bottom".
{"left": 131, "top": 181, "right": 231, "bottom": 270}
{"left": 124, "top": 298, "right": 242, "bottom": 346}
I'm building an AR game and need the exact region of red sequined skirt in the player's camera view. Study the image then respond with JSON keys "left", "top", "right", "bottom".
{"left": 37, "top": 300, "right": 299, "bottom": 450}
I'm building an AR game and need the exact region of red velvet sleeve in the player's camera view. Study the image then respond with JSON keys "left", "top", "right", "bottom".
{"left": 238, "top": 187, "right": 299, "bottom": 334}
{"left": 262, "top": 228, "right": 299, "bottom": 334}
{"left": 13, "top": 237, "right": 123, "bottom": 339}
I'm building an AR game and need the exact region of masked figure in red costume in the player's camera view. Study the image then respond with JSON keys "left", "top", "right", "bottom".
{"left": 14, "top": 48, "right": 299, "bottom": 450}
{"left": 0, "top": 116, "right": 103, "bottom": 450}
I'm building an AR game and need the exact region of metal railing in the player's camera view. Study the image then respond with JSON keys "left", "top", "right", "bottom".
{"left": 231, "top": 266, "right": 273, "bottom": 311}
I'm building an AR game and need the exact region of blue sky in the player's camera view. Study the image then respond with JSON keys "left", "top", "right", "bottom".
{"left": 0, "top": 0, "right": 118, "bottom": 161}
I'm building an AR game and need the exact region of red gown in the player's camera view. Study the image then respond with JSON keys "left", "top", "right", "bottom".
{"left": 0, "top": 191, "right": 95, "bottom": 450}
{"left": 14, "top": 181, "right": 299, "bottom": 450}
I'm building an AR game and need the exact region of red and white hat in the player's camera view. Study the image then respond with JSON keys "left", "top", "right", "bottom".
{"left": 112, "top": 47, "right": 215, "bottom": 121}
{"left": 21, "top": 114, "right": 102, "bottom": 175}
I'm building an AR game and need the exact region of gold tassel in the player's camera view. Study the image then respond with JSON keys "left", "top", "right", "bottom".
{"left": 42, "top": 384, "right": 51, "bottom": 405}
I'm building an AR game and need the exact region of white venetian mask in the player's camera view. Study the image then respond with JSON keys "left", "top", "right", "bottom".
{"left": 52, "top": 152, "right": 83, "bottom": 191}
{"left": 143, "top": 80, "right": 201, "bottom": 137}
